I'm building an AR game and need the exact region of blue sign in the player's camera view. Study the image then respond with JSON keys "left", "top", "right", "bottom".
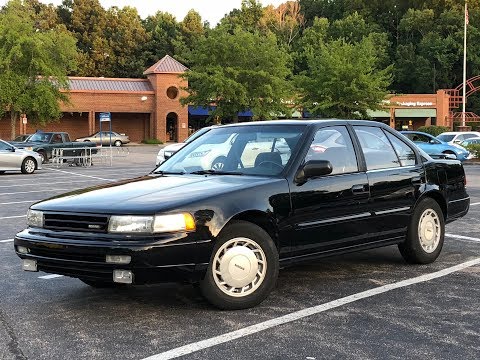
{"left": 99, "top": 112, "right": 111, "bottom": 122}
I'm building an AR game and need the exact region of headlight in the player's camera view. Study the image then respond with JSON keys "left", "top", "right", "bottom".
{"left": 108, "top": 216, "right": 154, "bottom": 233}
{"left": 27, "top": 209, "right": 43, "bottom": 228}
{"left": 189, "top": 150, "right": 210, "bottom": 158}
{"left": 153, "top": 214, "right": 196, "bottom": 233}
{"left": 26, "top": 147, "right": 33, "bottom": 151}
{"left": 108, "top": 213, "right": 195, "bottom": 233}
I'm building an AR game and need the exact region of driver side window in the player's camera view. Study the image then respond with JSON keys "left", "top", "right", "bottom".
{"left": 305, "top": 126, "right": 358, "bottom": 175}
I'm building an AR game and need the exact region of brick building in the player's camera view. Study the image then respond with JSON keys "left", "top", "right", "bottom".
{"left": 0, "top": 55, "right": 190, "bottom": 143}
{"left": 0, "top": 56, "right": 456, "bottom": 142}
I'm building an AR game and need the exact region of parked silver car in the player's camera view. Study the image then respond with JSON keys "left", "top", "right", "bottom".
{"left": 75, "top": 131, "right": 130, "bottom": 147}
{"left": 0, "top": 139, "right": 42, "bottom": 174}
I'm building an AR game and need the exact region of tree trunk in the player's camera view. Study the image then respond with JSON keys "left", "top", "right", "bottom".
{"left": 10, "top": 111, "right": 18, "bottom": 140}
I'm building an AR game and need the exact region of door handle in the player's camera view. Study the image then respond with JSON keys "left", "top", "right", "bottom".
{"left": 351, "top": 184, "right": 368, "bottom": 194}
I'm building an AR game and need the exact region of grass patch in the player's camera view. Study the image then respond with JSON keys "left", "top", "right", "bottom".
{"left": 141, "top": 138, "right": 163, "bottom": 145}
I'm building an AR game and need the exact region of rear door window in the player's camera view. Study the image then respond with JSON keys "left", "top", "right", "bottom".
{"left": 354, "top": 126, "right": 400, "bottom": 170}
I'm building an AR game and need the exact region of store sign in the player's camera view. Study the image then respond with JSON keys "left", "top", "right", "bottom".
{"left": 397, "top": 101, "right": 434, "bottom": 107}
{"left": 99, "top": 112, "right": 111, "bottom": 122}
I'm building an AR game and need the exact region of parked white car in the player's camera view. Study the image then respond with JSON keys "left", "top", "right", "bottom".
{"left": 0, "top": 139, "right": 42, "bottom": 174}
{"left": 156, "top": 126, "right": 215, "bottom": 166}
{"left": 437, "top": 131, "right": 480, "bottom": 145}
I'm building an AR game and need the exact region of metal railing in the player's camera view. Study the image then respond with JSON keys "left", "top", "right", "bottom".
{"left": 93, "top": 146, "right": 130, "bottom": 166}
{"left": 51, "top": 147, "right": 94, "bottom": 167}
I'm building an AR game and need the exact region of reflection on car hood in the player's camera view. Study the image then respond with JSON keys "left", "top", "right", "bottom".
{"left": 162, "top": 143, "right": 185, "bottom": 153}
{"left": 31, "top": 174, "right": 279, "bottom": 214}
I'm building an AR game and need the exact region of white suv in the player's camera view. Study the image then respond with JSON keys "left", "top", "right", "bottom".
{"left": 437, "top": 131, "right": 480, "bottom": 145}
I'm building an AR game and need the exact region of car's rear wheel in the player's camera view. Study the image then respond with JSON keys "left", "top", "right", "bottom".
{"left": 79, "top": 278, "right": 125, "bottom": 288}
{"left": 399, "top": 198, "right": 445, "bottom": 264}
{"left": 21, "top": 157, "right": 36, "bottom": 174}
{"left": 200, "top": 220, "right": 278, "bottom": 310}
{"left": 114, "top": 140, "right": 122, "bottom": 147}
{"left": 211, "top": 156, "right": 226, "bottom": 171}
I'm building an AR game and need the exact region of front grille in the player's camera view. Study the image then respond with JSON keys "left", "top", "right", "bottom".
{"left": 44, "top": 213, "right": 109, "bottom": 233}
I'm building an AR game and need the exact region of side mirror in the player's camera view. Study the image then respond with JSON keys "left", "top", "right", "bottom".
{"left": 429, "top": 139, "right": 436, "bottom": 144}
{"left": 296, "top": 160, "right": 332, "bottom": 183}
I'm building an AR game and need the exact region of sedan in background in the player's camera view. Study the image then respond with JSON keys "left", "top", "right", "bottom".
{"left": 401, "top": 131, "right": 469, "bottom": 161}
{"left": 156, "top": 126, "right": 215, "bottom": 166}
{"left": 0, "top": 139, "right": 42, "bottom": 174}
{"left": 76, "top": 131, "right": 130, "bottom": 147}
{"left": 437, "top": 131, "right": 480, "bottom": 145}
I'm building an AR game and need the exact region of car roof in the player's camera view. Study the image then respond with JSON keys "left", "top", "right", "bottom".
{"left": 400, "top": 131, "right": 433, "bottom": 136}
{"left": 439, "top": 131, "right": 480, "bottom": 135}
{"left": 220, "top": 119, "right": 391, "bottom": 129}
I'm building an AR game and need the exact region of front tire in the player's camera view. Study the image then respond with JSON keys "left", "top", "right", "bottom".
{"left": 21, "top": 157, "right": 36, "bottom": 174}
{"left": 200, "top": 221, "right": 279, "bottom": 310}
{"left": 399, "top": 198, "right": 445, "bottom": 264}
{"left": 114, "top": 140, "right": 122, "bottom": 147}
{"left": 37, "top": 150, "right": 47, "bottom": 164}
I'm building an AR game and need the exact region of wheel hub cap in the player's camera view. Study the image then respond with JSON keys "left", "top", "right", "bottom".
{"left": 220, "top": 246, "right": 259, "bottom": 288}
{"left": 212, "top": 237, "right": 267, "bottom": 297}
{"left": 418, "top": 209, "right": 441, "bottom": 253}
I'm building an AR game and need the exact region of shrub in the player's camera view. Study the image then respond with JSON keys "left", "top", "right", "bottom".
{"left": 141, "top": 138, "right": 163, "bottom": 145}
{"left": 466, "top": 144, "right": 480, "bottom": 158}
{"left": 417, "top": 126, "right": 450, "bottom": 137}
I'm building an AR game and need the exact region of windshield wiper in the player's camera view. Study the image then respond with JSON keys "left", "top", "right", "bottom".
{"left": 151, "top": 170, "right": 185, "bottom": 175}
{"left": 189, "top": 170, "right": 243, "bottom": 175}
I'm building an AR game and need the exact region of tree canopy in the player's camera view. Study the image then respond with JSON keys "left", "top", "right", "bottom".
{"left": 0, "top": 0, "right": 77, "bottom": 138}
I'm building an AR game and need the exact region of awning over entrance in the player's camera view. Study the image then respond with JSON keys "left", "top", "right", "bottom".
{"left": 188, "top": 106, "right": 214, "bottom": 116}
{"left": 395, "top": 109, "right": 436, "bottom": 117}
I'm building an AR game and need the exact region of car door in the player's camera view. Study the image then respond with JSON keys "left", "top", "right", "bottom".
{"left": 289, "top": 125, "right": 371, "bottom": 258}
{"left": 0, "top": 141, "right": 18, "bottom": 170}
{"left": 353, "top": 126, "right": 423, "bottom": 241}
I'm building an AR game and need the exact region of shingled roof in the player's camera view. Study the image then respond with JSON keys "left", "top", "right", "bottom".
{"left": 143, "top": 55, "right": 188, "bottom": 75}
{"left": 68, "top": 78, "right": 154, "bottom": 92}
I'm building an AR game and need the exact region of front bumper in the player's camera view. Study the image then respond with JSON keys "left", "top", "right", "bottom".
{"left": 14, "top": 228, "right": 212, "bottom": 284}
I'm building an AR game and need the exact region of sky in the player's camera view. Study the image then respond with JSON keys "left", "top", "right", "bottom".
{"left": 0, "top": 0, "right": 286, "bottom": 25}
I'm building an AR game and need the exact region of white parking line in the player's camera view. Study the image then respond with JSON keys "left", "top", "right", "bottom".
{"left": 470, "top": 202, "right": 480, "bottom": 206}
{"left": 0, "top": 215, "right": 26, "bottom": 220}
{"left": 0, "top": 200, "right": 42, "bottom": 205}
{"left": 446, "top": 233, "right": 480, "bottom": 242}
{"left": 0, "top": 239, "right": 14, "bottom": 243}
{"left": 0, "top": 179, "right": 103, "bottom": 188}
{"left": 142, "top": 258, "right": 480, "bottom": 360}
{"left": 0, "top": 189, "right": 70, "bottom": 196}
{"left": 38, "top": 274, "right": 64, "bottom": 280}
{"left": 45, "top": 168, "right": 111, "bottom": 181}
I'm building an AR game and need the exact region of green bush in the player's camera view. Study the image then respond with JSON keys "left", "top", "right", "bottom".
{"left": 466, "top": 144, "right": 480, "bottom": 158}
{"left": 416, "top": 126, "right": 450, "bottom": 137}
{"left": 141, "top": 138, "right": 163, "bottom": 145}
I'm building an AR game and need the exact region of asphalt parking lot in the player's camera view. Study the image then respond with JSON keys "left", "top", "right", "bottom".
{"left": 1, "top": 146, "right": 479, "bottom": 360}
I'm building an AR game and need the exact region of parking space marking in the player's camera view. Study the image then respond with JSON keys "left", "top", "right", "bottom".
{"left": 446, "top": 233, "right": 480, "bottom": 243}
{"left": 0, "top": 239, "right": 14, "bottom": 243}
{"left": 0, "top": 200, "right": 42, "bottom": 205}
{"left": 470, "top": 202, "right": 480, "bottom": 206}
{"left": 0, "top": 179, "right": 103, "bottom": 188}
{"left": 142, "top": 258, "right": 480, "bottom": 360}
{"left": 0, "top": 189, "right": 70, "bottom": 196}
{"left": 0, "top": 215, "right": 26, "bottom": 220}
{"left": 38, "top": 274, "right": 64, "bottom": 280}
{"left": 45, "top": 168, "right": 111, "bottom": 181}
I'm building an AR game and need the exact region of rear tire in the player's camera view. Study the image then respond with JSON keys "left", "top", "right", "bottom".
{"left": 399, "top": 198, "right": 445, "bottom": 264}
{"left": 200, "top": 220, "right": 279, "bottom": 310}
{"left": 114, "top": 140, "right": 122, "bottom": 147}
{"left": 21, "top": 157, "right": 36, "bottom": 174}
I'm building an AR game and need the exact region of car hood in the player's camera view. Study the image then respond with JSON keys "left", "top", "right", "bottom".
{"left": 10, "top": 141, "right": 47, "bottom": 148}
{"left": 32, "top": 174, "right": 282, "bottom": 214}
{"left": 162, "top": 143, "right": 185, "bottom": 152}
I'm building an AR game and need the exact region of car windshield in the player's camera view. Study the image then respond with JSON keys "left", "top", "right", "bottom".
{"left": 437, "top": 134, "right": 455, "bottom": 142}
{"left": 155, "top": 125, "right": 305, "bottom": 176}
{"left": 28, "top": 133, "right": 52, "bottom": 142}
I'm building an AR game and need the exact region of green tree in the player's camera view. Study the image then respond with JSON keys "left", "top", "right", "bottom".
{"left": 181, "top": 27, "right": 293, "bottom": 121}
{"left": 219, "top": 0, "right": 265, "bottom": 32}
{"left": 296, "top": 18, "right": 392, "bottom": 118}
{"left": 173, "top": 10, "right": 206, "bottom": 67}
{"left": 0, "top": 0, "right": 77, "bottom": 138}
{"left": 142, "top": 11, "right": 180, "bottom": 67}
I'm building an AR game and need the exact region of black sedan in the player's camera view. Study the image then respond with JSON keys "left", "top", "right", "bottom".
{"left": 14, "top": 120, "right": 469, "bottom": 309}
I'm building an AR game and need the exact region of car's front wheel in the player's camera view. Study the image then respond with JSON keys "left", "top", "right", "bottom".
{"left": 114, "top": 140, "right": 122, "bottom": 147}
{"left": 21, "top": 157, "right": 36, "bottom": 174}
{"left": 399, "top": 198, "right": 445, "bottom": 264}
{"left": 200, "top": 221, "right": 279, "bottom": 310}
